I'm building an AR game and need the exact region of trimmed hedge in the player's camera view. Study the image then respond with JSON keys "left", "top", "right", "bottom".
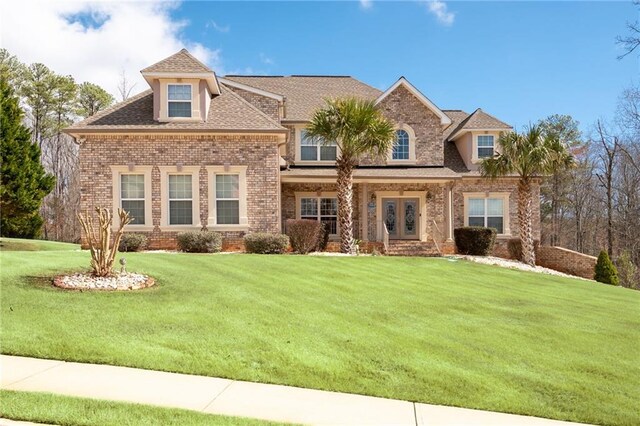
{"left": 118, "top": 233, "right": 148, "bottom": 252}
{"left": 176, "top": 231, "right": 222, "bottom": 253}
{"left": 594, "top": 250, "right": 619, "bottom": 285}
{"left": 317, "top": 222, "right": 330, "bottom": 252}
{"left": 244, "top": 233, "right": 289, "bottom": 254}
{"left": 285, "top": 219, "right": 322, "bottom": 254}
{"left": 454, "top": 227, "right": 497, "bottom": 256}
{"left": 507, "top": 238, "right": 540, "bottom": 261}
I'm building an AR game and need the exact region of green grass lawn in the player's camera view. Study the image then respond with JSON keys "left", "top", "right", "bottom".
{"left": 0, "top": 390, "right": 283, "bottom": 425}
{"left": 1, "top": 239, "right": 639, "bottom": 426}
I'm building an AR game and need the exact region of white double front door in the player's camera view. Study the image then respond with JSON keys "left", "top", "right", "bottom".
{"left": 382, "top": 198, "right": 419, "bottom": 240}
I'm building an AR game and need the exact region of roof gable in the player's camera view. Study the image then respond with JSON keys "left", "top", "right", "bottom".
{"left": 375, "top": 77, "right": 451, "bottom": 126}
{"left": 141, "top": 49, "right": 213, "bottom": 74}
{"left": 447, "top": 108, "right": 512, "bottom": 141}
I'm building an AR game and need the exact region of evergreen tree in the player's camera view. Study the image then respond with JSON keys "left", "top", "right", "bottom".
{"left": 594, "top": 250, "right": 619, "bottom": 285}
{"left": 0, "top": 74, "right": 54, "bottom": 238}
{"left": 76, "top": 82, "right": 114, "bottom": 118}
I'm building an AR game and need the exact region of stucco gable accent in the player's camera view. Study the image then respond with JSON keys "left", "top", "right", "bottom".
{"left": 375, "top": 77, "right": 451, "bottom": 126}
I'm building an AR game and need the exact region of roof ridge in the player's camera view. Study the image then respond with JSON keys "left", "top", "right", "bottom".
{"left": 474, "top": 108, "right": 512, "bottom": 128}
{"left": 445, "top": 109, "right": 476, "bottom": 139}
{"left": 70, "top": 89, "right": 153, "bottom": 127}
{"left": 220, "top": 85, "right": 284, "bottom": 129}
{"left": 141, "top": 49, "right": 213, "bottom": 74}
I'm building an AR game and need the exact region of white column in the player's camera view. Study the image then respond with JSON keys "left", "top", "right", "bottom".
{"left": 446, "top": 184, "right": 454, "bottom": 242}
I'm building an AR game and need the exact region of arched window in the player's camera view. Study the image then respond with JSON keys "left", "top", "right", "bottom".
{"left": 392, "top": 129, "right": 410, "bottom": 160}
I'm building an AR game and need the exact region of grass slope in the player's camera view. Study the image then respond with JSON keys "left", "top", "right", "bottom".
{"left": 0, "top": 390, "right": 283, "bottom": 425}
{"left": 1, "top": 240, "right": 638, "bottom": 425}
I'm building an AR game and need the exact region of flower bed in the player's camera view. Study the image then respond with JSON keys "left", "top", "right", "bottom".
{"left": 53, "top": 272, "right": 155, "bottom": 291}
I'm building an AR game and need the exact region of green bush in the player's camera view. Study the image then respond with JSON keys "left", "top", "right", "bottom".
{"left": 454, "top": 227, "right": 497, "bottom": 256}
{"left": 317, "top": 222, "right": 330, "bottom": 252}
{"left": 118, "top": 233, "right": 148, "bottom": 252}
{"left": 594, "top": 250, "right": 619, "bottom": 285}
{"left": 285, "top": 219, "right": 322, "bottom": 254}
{"left": 176, "top": 231, "right": 222, "bottom": 253}
{"left": 615, "top": 251, "right": 637, "bottom": 289}
{"left": 507, "top": 238, "right": 540, "bottom": 261}
{"left": 244, "top": 233, "right": 289, "bottom": 254}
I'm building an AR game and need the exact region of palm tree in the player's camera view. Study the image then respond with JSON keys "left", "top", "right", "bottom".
{"left": 480, "top": 125, "right": 574, "bottom": 266}
{"left": 306, "top": 98, "right": 395, "bottom": 254}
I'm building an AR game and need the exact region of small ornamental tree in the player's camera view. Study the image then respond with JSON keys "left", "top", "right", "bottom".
{"left": 77, "top": 207, "right": 131, "bottom": 277}
{"left": 594, "top": 250, "right": 619, "bottom": 285}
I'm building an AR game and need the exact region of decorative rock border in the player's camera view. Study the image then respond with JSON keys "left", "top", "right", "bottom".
{"left": 53, "top": 272, "right": 155, "bottom": 291}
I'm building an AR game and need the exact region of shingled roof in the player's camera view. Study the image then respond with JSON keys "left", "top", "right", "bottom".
{"left": 64, "top": 85, "right": 285, "bottom": 133}
{"left": 223, "top": 76, "right": 382, "bottom": 121}
{"left": 141, "top": 48, "right": 213, "bottom": 74}
{"left": 447, "top": 108, "right": 512, "bottom": 140}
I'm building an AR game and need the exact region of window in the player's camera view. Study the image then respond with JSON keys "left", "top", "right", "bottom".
{"left": 468, "top": 197, "right": 504, "bottom": 233}
{"left": 392, "top": 130, "right": 410, "bottom": 160}
{"left": 168, "top": 175, "right": 193, "bottom": 225}
{"left": 300, "top": 197, "right": 338, "bottom": 235}
{"left": 168, "top": 84, "right": 192, "bottom": 118}
{"left": 120, "top": 174, "right": 146, "bottom": 225}
{"left": 477, "top": 135, "right": 495, "bottom": 159}
{"left": 300, "top": 130, "right": 337, "bottom": 161}
{"left": 216, "top": 174, "right": 240, "bottom": 225}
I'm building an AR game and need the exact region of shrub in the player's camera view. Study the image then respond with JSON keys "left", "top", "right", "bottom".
{"left": 507, "top": 238, "right": 541, "bottom": 261}
{"left": 454, "top": 227, "right": 497, "bottom": 256}
{"left": 316, "top": 222, "right": 330, "bottom": 252}
{"left": 615, "top": 251, "right": 637, "bottom": 289}
{"left": 285, "top": 219, "right": 322, "bottom": 254}
{"left": 118, "top": 233, "right": 148, "bottom": 252}
{"left": 594, "top": 250, "right": 619, "bottom": 285}
{"left": 176, "top": 231, "right": 222, "bottom": 253}
{"left": 244, "top": 233, "right": 289, "bottom": 254}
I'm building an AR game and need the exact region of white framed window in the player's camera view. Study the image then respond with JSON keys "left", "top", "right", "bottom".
{"left": 110, "top": 166, "right": 153, "bottom": 230}
{"left": 120, "top": 174, "right": 146, "bottom": 225}
{"left": 168, "top": 84, "right": 192, "bottom": 118}
{"left": 296, "top": 193, "right": 338, "bottom": 235}
{"left": 388, "top": 124, "right": 416, "bottom": 163}
{"left": 477, "top": 135, "right": 495, "bottom": 159}
{"left": 297, "top": 129, "right": 337, "bottom": 162}
{"left": 206, "top": 166, "right": 248, "bottom": 229}
{"left": 159, "top": 166, "right": 201, "bottom": 230}
{"left": 392, "top": 129, "right": 410, "bottom": 160}
{"left": 169, "top": 175, "right": 193, "bottom": 225}
{"left": 464, "top": 192, "right": 510, "bottom": 235}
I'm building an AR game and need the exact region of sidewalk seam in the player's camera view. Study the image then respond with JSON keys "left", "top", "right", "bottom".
{"left": 200, "top": 380, "right": 235, "bottom": 412}
{"left": 413, "top": 402, "right": 418, "bottom": 426}
{"left": 2, "top": 360, "right": 66, "bottom": 388}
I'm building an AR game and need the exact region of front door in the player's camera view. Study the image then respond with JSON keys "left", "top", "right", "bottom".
{"left": 382, "top": 198, "right": 419, "bottom": 240}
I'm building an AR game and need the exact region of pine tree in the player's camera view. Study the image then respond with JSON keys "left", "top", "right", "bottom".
{"left": 0, "top": 74, "right": 54, "bottom": 238}
{"left": 594, "top": 250, "right": 619, "bottom": 286}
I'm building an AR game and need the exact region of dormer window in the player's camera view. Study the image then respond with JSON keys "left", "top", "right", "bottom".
{"left": 477, "top": 135, "right": 495, "bottom": 158}
{"left": 168, "top": 84, "right": 192, "bottom": 118}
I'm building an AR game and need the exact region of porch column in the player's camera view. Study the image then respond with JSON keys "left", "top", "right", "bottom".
{"left": 361, "top": 183, "right": 369, "bottom": 241}
{"left": 446, "top": 184, "right": 454, "bottom": 241}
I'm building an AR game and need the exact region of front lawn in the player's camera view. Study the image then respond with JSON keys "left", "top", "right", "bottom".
{"left": 1, "top": 240, "right": 638, "bottom": 426}
{"left": 0, "top": 390, "right": 283, "bottom": 425}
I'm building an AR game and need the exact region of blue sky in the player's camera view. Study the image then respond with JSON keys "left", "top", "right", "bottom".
{"left": 4, "top": 0, "right": 637, "bottom": 133}
{"left": 171, "top": 1, "right": 638, "bottom": 133}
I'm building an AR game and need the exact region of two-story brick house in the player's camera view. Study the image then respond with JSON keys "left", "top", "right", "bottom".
{"left": 65, "top": 49, "right": 540, "bottom": 254}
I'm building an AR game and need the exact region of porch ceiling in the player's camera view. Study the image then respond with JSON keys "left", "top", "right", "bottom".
{"left": 280, "top": 167, "right": 462, "bottom": 183}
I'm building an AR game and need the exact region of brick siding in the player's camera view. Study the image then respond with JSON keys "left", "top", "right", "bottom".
{"left": 536, "top": 246, "right": 597, "bottom": 279}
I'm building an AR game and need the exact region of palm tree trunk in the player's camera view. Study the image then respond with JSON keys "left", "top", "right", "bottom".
{"left": 518, "top": 179, "right": 536, "bottom": 266}
{"left": 336, "top": 156, "right": 355, "bottom": 254}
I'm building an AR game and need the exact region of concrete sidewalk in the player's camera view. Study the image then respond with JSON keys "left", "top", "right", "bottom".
{"left": 1, "top": 355, "right": 586, "bottom": 425}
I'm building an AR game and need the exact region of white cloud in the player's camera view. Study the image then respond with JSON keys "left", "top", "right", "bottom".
{"left": 1, "top": 0, "right": 223, "bottom": 97}
{"left": 206, "top": 20, "right": 230, "bottom": 33}
{"left": 259, "top": 53, "right": 274, "bottom": 66}
{"left": 359, "top": 0, "right": 373, "bottom": 10}
{"left": 423, "top": 0, "right": 455, "bottom": 26}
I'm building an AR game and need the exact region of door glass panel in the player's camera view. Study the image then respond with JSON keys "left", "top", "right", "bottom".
{"left": 403, "top": 200, "right": 417, "bottom": 236}
{"left": 383, "top": 200, "right": 397, "bottom": 236}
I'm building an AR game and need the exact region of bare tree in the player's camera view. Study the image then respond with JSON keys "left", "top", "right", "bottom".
{"left": 117, "top": 69, "right": 136, "bottom": 102}
{"left": 594, "top": 121, "right": 621, "bottom": 257}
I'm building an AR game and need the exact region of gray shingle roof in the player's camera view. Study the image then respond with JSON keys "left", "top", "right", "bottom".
{"left": 141, "top": 49, "right": 213, "bottom": 74}
{"left": 447, "top": 108, "right": 511, "bottom": 141}
{"left": 223, "top": 76, "right": 382, "bottom": 121}
{"left": 65, "top": 85, "right": 284, "bottom": 132}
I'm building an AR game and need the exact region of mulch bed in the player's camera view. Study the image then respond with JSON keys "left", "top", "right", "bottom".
{"left": 53, "top": 272, "right": 155, "bottom": 291}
